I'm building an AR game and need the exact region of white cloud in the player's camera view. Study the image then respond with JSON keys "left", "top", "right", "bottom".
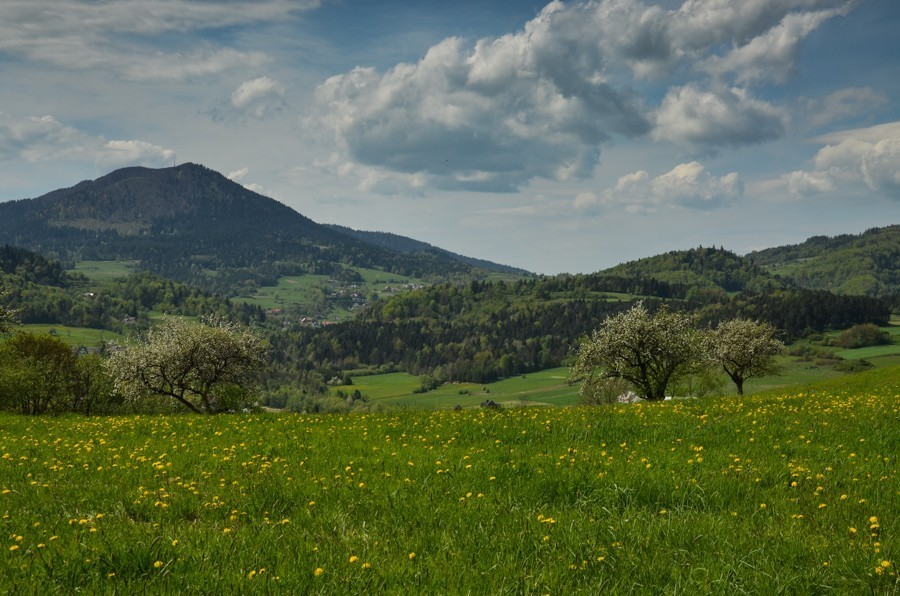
{"left": 227, "top": 167, "right": 250, "bottom": 182}
{"left": 575, "top": 161, "right": 743, "bottom": 213}
{"left": 654, "top": 84, "right": 788, "bottom": 152}
{"left": 700, "top": 8, "right": 842, "bottom": 85}
{"left": 783, "top": 121, "right": 900, "bottom": 199}
{"left": 312, "top": 2, "right": 661, "bottom": 193}
{"left": 861, "top": 137, "right": 900, "bottom": 197}
{"left": 0, "top": 1, "right": 316, "bottom": 82}
{"left": 232, "top": 77, "right": 284, "bottom": 110}
{"left": 0, "top": 112, "right": 175, "bottom": 169}
{"left": 209, "top": 76, "right": 288, "bottom": 122}
{"left": 308, "top": 0, "right": 859, "bottom": 193}
{"left": 786, "top": 170, "right": 834, "bottom": 195}
{"left": 801, "top": 87, "right": 889, "bottom": 128}
{"left": 97, "top": 140, "right": 176, "bottom": 168}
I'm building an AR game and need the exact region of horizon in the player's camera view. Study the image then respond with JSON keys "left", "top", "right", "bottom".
{"left": 1, "top": 0, "right": 898, "bottom": 275}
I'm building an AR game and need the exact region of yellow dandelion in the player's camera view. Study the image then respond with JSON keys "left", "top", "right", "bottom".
{"left": 408, "top": 552, "right": 416, "bottom": 560}
{"left": 153, "top": 560, "right": 164, "bottom": 569}
{"left": 349, "top": 555, "right": 359, "bottom": 564}
{"left": 362, "top": 562, "right": 372, "bottom": 569}
{"left": 314, "top": 567, "right": 324, "bottom": 577}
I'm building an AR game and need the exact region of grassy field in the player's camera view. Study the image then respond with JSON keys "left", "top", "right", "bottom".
{"left": 345, "top": 368, "right": 580, "bottom": 409}
{"left": 16, "top": 325, "right": 122, "bottom": 348}
{"left": 237, "top": 267, "right": 425, "bottom": 320}
{"left": 0, "top": 366, "right": 897, "bottom": 593}
{"left": 69, "top": 261, "right": 138, "bottom": 286}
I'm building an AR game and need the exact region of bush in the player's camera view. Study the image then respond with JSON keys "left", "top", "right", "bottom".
{"left": 835, "top": 324, "right": 890, "bottom": 349}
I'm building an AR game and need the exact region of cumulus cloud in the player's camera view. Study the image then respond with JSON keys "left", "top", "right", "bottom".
{"left": 653, "top": 84, "right": 788, "bottom": 153}
{"left": 209, "top": 76, "right": 287, "bottom": 123}
{"left": 231, "top": 77, "right": 286, "bottom": 118}
{"left": 0, "top": 111, "right": 175, "bottom": 169}
{"left": 782, "top": 121, "right": 900, "bottom": 199}
{"left": 309, "top": 0, "right": 849, "bottom": 192}
{"left": 0, "top": 1, "right": 316, "bottom": 82}
{"left": 313, "top": 2, "right": 664, "bottom": 193}
{"left": 575, "top": 161, "right": 743, "bottom": 213}
{"left": 584, "top": 0, "right": 850, "bottom": 81}
{"left": 786, "top": 170, "right": 834, "bottom": 195}
{"left": 700, "top": 8, "right": 844, "bottom": 85}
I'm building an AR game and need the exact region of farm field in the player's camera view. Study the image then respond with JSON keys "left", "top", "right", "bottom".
{"left": 69, "top": 261, "right": 138, "bottom": 287}
{"left": 237, "top": 267, "right": 425, "bottom": 320}
{"left": 17, "top": 324, "right": 122, "bottom": 348}
{"left": 344, "top": 368, "right": 580, "bottom": 408}
{"left": 1, "top": 367, "right": 897, "bottom": 593}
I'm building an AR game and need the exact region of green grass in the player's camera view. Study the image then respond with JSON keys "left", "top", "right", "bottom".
{"left": 237, "top": 267, "right": 425, "bottom": 319}
{"left": 0, "top": 367, "right": 897, "bottom": 593}
{"left": 15, "top": 324, "right": 122, "bottom": 347}
{"left": 69, "top": 261, "right": 138, "bottom": 284}
{"left": 343, "top": 368, "right": 580, "bottom": 409}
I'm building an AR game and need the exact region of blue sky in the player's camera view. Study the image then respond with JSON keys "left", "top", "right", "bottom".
{"left": 1, "top": 0, "right": 898, "bottom": 274}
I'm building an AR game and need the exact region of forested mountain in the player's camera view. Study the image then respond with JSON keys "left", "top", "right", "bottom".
{"left": 0, "top": 164, "right": 496, "bottom": 295}
{"left": 747, "top": 226, "right": 900, "bottom": 296}
{"left": 326, "top": 225, "right": 530, "bottom": 275}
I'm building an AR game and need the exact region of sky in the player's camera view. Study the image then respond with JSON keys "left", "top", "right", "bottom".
{"left": 1, "top": 0, "right": 898, "bottom": 275}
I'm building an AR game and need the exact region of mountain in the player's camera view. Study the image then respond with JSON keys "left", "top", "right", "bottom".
{"left": 747, "top": 226, "right": 900, "bottom": 296}
{"left": 326, "top": 225, "right": 530, "bottom": 275}
{"left": 0, "top": 164, "right": 497, "bottom": 293}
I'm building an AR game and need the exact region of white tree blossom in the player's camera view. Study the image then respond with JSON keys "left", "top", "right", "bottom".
{"left": 571, "top": 302, "right": 706, "bottom": 402}
{"left": 107, "top": 316, "right": 266, "bottom": 413}
{"left": 710, "top": 318, "right": 785, "bottom": 395}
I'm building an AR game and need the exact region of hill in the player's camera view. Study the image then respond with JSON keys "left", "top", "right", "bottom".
{"left": 0, "top": 164, "right": 495, "bottom": 294}
{"left": 326, "top": 225, "right": 530, "bottom": 275}
{"left": 747, "top": 225, "right": 900, "bottom": 296}
{"left": 599, "top": 246, "right": 785, "bottom": 296}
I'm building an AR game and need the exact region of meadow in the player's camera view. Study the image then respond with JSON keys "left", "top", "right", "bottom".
{"left": 1, "top": 367, "right": 897, "bottom": 593}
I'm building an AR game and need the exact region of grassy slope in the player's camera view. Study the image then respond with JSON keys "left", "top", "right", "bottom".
{"left": 0, "top": 367, "right": 897, "bottom": 593}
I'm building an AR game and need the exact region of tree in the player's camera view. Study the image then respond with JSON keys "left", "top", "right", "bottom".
{"left": 107, "top": 317, "right": 266, "bottom": 414}
{"left": 709, "top": 318, "right": 785, "bottom": 395}
{"left": 0, "top": 291, "right": 19, "bottom": 335}
{"left": 0, "top": 333, "right": 80, "bottom": 415}
{"left": 571, "top": 302, "right": 705, "bottom": 402}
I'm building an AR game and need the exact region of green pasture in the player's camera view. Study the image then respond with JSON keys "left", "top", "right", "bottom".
{"left": 238, "top": 267, "right": 425, "bottom": 318}
{"left": 15, "top": 324, "right": 122, "bottom": 348}
{"left": 342, "top": 368, "right": 580, "bottom": 408}
{"left": 69, "top": 260, "right": 138, "bottom": 284}
{"left": 0, "top": 367, "right": 897, "bottom": 593}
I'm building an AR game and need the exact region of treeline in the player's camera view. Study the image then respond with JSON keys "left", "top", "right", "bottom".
{"left": 265, "top": 276, "right": 892, "bottom": 385}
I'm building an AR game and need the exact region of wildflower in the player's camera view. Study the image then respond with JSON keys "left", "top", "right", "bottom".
{"left": 8, "top": 545, "right": 18, "bottom": 552}
{"left": 153, "top": 560, "right": 164, "bottom": 569}
{"left": 362, "top": 562, "right": 372, "bottom": 569}
{"left": 349, "top": 555, "right": 359, "bottom": 564}
{"left": 314, "top": 567, "right": 324, "bottom": 577}
{"left": 408, "top": 552, "right": 416, "bottom": 560}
